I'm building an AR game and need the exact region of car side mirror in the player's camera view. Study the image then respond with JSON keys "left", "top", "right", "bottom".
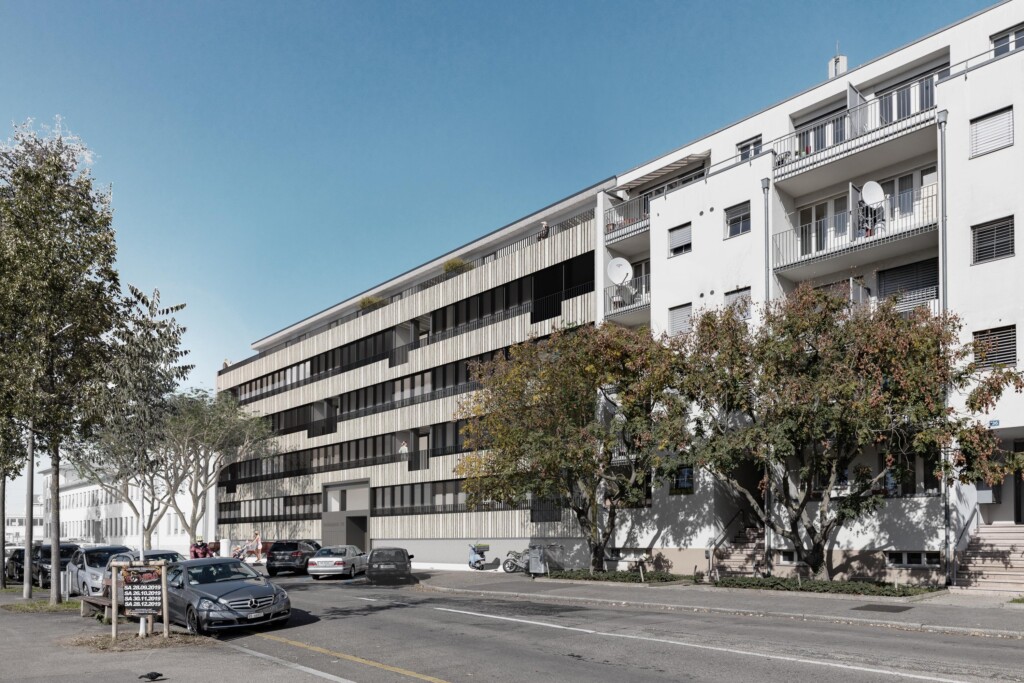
{"left": 408, "top": 555, "right": 414, "bottom": 560}
{"left": 170, "top": 579, "right": 182, "bottom": 589}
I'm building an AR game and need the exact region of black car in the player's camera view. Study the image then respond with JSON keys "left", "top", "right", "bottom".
{"left": 32, "top": 543, "right": 80, "bottom": 588}
{"left": 365, "top": 547, "right": 415, "bottom": 584}
{"left": 266, "top": 540, "right": 318, "bottom": 577}
{"left": 4, "top": 548, "right": 27, "bottom": 582}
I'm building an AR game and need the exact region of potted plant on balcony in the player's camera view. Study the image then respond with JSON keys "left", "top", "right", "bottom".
{"left": 442, "top": 257, "right": 473, "bottom": 275}
{"left": 358, "top": 295, "right": 387, "bottom": 312}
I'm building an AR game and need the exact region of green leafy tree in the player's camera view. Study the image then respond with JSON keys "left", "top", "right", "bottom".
{"left": 665, "top": 285, "right": 1024, "bottom": 578}
{"left": 0, "top": 122, "right": 120, "bottom": 604}
{"left": 76, "top": 286, "right": 192, "bottom": 550}
{"left": 157, "top": 389, "right": 275, "bottom": 544}
{"left": 457, "top": 325, "right": 674, "bottom": 572}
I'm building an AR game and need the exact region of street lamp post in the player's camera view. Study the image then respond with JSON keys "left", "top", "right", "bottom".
{"left": 22, "top": 421, "right": 34, "bottom": 600}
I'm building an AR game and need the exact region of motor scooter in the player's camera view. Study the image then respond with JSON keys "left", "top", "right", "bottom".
{"left": 468, "top": 544, "right": 489, "bottom": 570}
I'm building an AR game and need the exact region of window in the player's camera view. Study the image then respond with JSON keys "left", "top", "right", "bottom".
{"left": 974, "top": 325, "right": 1017, "bottom": 369}
{"left": 877, "top": 258, "right": 938, "bottom": 313}
{"left": 972, "top": 217, "right": 1015, "bottom": 264}
{"left": 724, "top": 287, "right": 751, "bottom": 320}
{"left": 670, "top": 466, "right": 695, "bottom": 495}
{"left": 668, "top": 303, "right": 692, "bottom": 336}
{"left": 993, "top": 25, "right": 1024, "bottom": 57}
{"left": 668, "top": 223, "right": 692, "bottom": 256}
{"left": 737, "top": 136, "right": 762, "bottom": 161}
{"left": 886, "top": 551, "right": 941, "bottom": 567}
{"left": 970, "top": 107, "right": 1013, "bottom": 157}
{"left": 725, "top": 202, "right": 751, "bottom": 238}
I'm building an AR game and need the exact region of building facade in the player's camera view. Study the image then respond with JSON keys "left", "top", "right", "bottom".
{"left": 4, "top": 497, "right": 43, "bottom": 546}
{"left": 217, "top": 1, "right": 1024, "bottom": 584}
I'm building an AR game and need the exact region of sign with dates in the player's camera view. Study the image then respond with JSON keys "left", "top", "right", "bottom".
{"left": 120, "top": 566, "right": 163, "bottom": 616}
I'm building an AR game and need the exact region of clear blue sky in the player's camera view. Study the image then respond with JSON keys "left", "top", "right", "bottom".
{"left": 1, "top": 0, "right": 998, "bottom": 505}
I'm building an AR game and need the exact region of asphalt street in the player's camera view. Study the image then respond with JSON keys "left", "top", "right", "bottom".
{"left": 210, "top": 573, "right": 1024, "bottom": 683}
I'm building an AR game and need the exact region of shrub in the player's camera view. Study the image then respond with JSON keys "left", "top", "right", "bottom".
{"left": 443, "top": 258, "right": 473, "bottom": 275}
{"left": 548, "top": 569, "right": 686, "bottom": 583}
{"left": 713, "top": 576, "right": 940, "bottom": 597}
{"left": 693, "top": 570, "right": 705, "bottom": 584}
{"left": 358, "top": 295, "right": 386, "bottom": 311}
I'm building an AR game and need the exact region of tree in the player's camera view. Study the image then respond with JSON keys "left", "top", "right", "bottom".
{"left": 158, "top": 390, "right": 275, "bottom": 544}
{"left": 0, "top": 122, "right": 121, "bottom": 604}
{"left": 76, "top": 287, "right": 192, "bottom": 550}
{"left": 457, "top": 325, "right": 674, "bottom": 572}
{"left": 665, "top": 285, "right": 1024, "bottom": 578}
{"left": 0, "top": 419, "right": 28, "bottom": 589}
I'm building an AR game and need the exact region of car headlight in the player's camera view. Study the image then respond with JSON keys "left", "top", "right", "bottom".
{"left": 273, "top": 588, "right": 288, "bottom": 604}
{"left": 196, "top": 598, "right": 219, "bottom": 611}
{"left": 88, "top": 572, "right": 100, "bottom": 582}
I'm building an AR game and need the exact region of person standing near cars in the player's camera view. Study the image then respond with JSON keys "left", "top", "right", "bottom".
{"left": 250, "top": 530, "right": 263, "bottom": 565}
{"left": 190, "top": 536, "right": 214, "bottom": 559}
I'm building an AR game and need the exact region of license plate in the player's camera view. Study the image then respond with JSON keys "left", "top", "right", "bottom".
{"left": 247, "top": 612, "right": 264, "bottom": 620}
{"left": 379, "top": 563, "right": 395, "bottom": 569}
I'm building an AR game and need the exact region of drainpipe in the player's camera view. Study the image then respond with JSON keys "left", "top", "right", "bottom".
{"left": 937, "top": 109, "right": 952, "bottom": 585}
{"left": 761, "top": 176, "right": 772, "bottom": 575}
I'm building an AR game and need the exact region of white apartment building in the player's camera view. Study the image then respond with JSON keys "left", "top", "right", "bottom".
{"left": 4, "top": 497, "right": 43, "bottom": 546}
{"left": 217, "top": 1, "right": 1024, "bottom": 585}
{"left": 41, "top": 466, "right": 213, "bottom": 556}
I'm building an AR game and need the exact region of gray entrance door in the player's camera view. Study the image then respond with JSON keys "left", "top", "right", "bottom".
{"left": 322, "top": 483, "right": 370, "bottom": 547}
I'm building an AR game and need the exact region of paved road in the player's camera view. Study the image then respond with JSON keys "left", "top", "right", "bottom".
{"left": 214, "top": 573, "right": 1024, "bottom": 683}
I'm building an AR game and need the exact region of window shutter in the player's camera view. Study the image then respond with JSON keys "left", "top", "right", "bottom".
{"left": 724, "top": 287, "right": 751, "bottom": 318}
{"left": 669, "top": 304, "right": 692, "bottom": 336}
{"left": 970, "top": 108, "right": 1013, "bottom": 157}
{"left": 878, "top": 258, "right": 939, "bottom": 311}
{"left": 669, "top": 224, "right": 692, "bottom": 250}
{"left": 972, "top": 217, "right": 1015, "bottom": 264}
{"left": 974, "top": 325, "right": 1017, "bottom": 369}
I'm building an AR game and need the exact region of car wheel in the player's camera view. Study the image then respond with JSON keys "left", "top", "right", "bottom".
{"left": 311, "top": 574, "right": 321, "bottom": 580}
{"left": 267, "top": 568, "right": 277, "bottom": 577}
{"left": 186, "top": 607, "right": 205, "bottom": 636}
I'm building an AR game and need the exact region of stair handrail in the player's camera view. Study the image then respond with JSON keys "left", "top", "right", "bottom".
{"left": 952, "top": 502, "right": 980, "bottom": 586}
{"left": 707, "top": 509, "right": 750, "bottom": 581}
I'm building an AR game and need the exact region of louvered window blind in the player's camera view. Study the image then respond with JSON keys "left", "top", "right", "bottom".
{"left": 973, "top": 325, "right": 1017, "bottom": 369}
{"left": 970, "top": 107, "right": 1013, "bottom": 157}
{"left": 878, "top": 258, "right": 938, "bottom": 312}
{"left": 669, "top": 304, "right": 692, "bottom": 336}
{"left": 972, "top": 217, "right": 1014, "bottom": 264}
{"left": 724, "top": 287, "right": 751, "bottom": 319}
{"left": 669, "top": 223, "right": 692, "bottom": 256}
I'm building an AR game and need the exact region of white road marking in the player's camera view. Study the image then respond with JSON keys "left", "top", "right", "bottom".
{"left": 221, "top": 641, "right": 360, "bottom": 683}
{"left": 355, "top": 597, "right": 378, "bottom": 602}
{"left": 432, "top": 607, "right": 968, "bottom": 683}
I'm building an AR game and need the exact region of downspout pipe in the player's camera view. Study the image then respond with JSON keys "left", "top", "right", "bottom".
{"left": 937, "top": 109, "right": 952, "bottom": 585}
{"left": 761, "top": 175, "right": 772, "bottom": 575}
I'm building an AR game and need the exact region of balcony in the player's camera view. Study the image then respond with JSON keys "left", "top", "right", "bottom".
{"left": 605, "top": 274, "right": 651, "bottom": 326}
{"left": 774, "top": 189, "right": 937, "bottom": 280}
{"left": 605, "top": 194, "right": 651, "bottom": 244}
{"left": 773, "top": 76, "right": 937, "bottom": 192}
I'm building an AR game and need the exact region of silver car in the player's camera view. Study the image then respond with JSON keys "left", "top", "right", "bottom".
{"left": 307, "top": 545, "right": 368, "bottom": 579}
{"left": 167, "top": 558, "right": 290, "bottom": 634}
{"left": 68, "top": 546, "right": 131, "bottom": 597}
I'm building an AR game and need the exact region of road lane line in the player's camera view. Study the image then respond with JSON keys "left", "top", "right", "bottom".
{"left": 432, "top": 607, "right": 967, "bottom": 683}
{"left": 220, "top": 641, "right": 359, "bottom": 683}
{"left": 256, "top": 631, "right": 451, "bottom": 683}
{"left": 355, "top": 597, "right": 378, "bottom": 601}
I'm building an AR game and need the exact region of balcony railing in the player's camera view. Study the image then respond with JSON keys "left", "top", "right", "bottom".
{"left": 604, "top": 194, "right": 651, "bottom": 240}
{"left": 605, "top": 274, "right": 651, "bottom": 315}
{"left": 774, "top": 189, "right": 937, "bottom": 269}
{"left": 774, "top": 76, "right": 936, "bottom": 174}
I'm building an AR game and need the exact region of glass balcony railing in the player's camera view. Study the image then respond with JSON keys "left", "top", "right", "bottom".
{"left": 774, "top": 189, "right": 937, "bottom": 269}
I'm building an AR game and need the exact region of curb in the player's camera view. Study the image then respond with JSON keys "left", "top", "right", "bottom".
{"left": 418, "top": 584, "right": 1024, "bottom": 640}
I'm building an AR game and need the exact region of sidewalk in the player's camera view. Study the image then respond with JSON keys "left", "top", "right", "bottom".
{"left": 417, "top": 570, "right": 1024, "bottom": 639}
{"left": 0, "top": 590, "right": 337, "bottom": 683}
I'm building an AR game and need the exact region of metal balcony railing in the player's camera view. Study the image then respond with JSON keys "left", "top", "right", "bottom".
{"left": 890, "top": 286, "right": 939, "bottom": 314}
{"left": 604, "top": 194, "right": 651, "bottom": 239}
{"left": 774, "top": 76, "right": 936, "bottom": 173}
{"left": 774, "top": 189, "right": 938, "bottom": 269}
{"left": 605, "top": 274, "right": 651, "bottom": 315}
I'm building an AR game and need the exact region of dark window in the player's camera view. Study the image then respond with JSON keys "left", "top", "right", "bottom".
{"left": 972, "top": 217, "right": 1014, "bottom": 264}
{"left": 725, "top": 202, "right": 751, "bottom": 238}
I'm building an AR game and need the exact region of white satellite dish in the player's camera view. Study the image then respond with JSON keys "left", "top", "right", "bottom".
{"left": 606, "top": 258, "right": 633, "bottom": 285}
{"left": 861, "top": 181, "right": 884, "bottom": 206}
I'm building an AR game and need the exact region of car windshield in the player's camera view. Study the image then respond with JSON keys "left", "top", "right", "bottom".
{"left": 371, "top": 549, "right": 406, "bottom": 562}
{"left": 271, "top": 542, "right": 298, "bottom": 552}
{"left": 85, "top": 550, "right": 123, "bottom": 566}
{"left": 314, "top": 548, "right": 347, "bottom": 558}
{"left": 187, "top": 561, "right": 260, "bottom": 585}
{"left": 144, "top": 552, "right": 183, "bottom": 562}
{"left": 39, "top": 547, "right": 77, "bottom": 560}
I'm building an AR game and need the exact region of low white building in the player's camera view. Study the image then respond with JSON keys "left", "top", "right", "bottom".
{"left": 4, "top": 496, "right": 44, "bottom": 546}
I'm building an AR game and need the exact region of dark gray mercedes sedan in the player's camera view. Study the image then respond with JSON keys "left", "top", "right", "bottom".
{"left": 166, "top": 558, "right": 290, "bottom": 634}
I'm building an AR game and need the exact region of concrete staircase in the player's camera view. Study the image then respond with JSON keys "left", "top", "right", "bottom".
{"left": 715, "top": 526, "right": 766, "bottom": 578}
{"left": 956, "top": 524, "right": 1024, "bottom": 592}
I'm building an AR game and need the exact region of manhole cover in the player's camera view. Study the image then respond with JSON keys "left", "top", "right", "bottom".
{"left": 850, "top": 604, "right": 913, "bottom": 613}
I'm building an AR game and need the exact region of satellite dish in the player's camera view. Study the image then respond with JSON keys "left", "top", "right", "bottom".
{"left": 861, "top": 181, "right": 884, "bottom": 206}
{"left": 606, "top": 258, "right": 633, "bottom": 286}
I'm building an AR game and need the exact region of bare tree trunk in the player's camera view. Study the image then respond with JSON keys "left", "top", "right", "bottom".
{"left": 1, "top": 476, "right": 7, "bottom": 589}
{"left": 49, "top": 444, "right": 61, "bottom": 605}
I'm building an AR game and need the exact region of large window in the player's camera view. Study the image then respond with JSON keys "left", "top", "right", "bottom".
{"left": 993, "top": 25, "right": 1024, "bottom": 56}
{"left": 668, "top": 303, "right": 692, "bottom": 336}
{"left": 970, "top": 107, "right": 1014, "bottom": 158}
{"left": 737, "top": 136, "right": 762, "bottom": 161}
{"left": 668, "top": 223, "right": 692, "bottom": 257}
{"left": 974, "top": 325, "right": 1017, "bottom": 370}
{"left": 725, "top": 202, "right": 751, "bottom": 238}
{"left": 972, "top": 217, "right": 1015, "bottom": 264}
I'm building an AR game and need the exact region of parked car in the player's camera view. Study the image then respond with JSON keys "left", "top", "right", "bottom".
{"left": 365, "top": 547, "right": 415, "bottom": 584}
{"left": 307, "top": 545, "right": 367, "bottom": 580}
{"left": 31, "top": 544, "right": 80, "bottom": 588}
{"left": 68, "top": 545, "right": 131, "bottom": 597}
{"left": 101, "top": 549, "right": 185, "bottom": 600}
{"left": 4, "top": 548, "right": 27, "bottom": 582}
{"left": 165, "top": 557, "right": 290, "bottom": 634}
{"left": 266, "top": 540, "right": 318, "bottom": 577}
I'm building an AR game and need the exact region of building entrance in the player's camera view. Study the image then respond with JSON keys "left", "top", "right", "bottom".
{"left": 321, "top": 482, "right": 370, "bottom": 547}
